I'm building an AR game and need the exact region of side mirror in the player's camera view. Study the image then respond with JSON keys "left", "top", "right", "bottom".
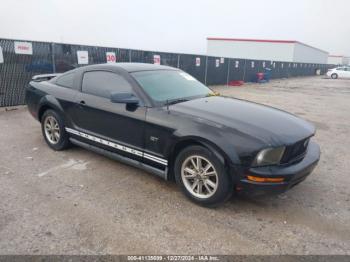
{"left": 110, "top": 92, "right": 139, "bottom": 105}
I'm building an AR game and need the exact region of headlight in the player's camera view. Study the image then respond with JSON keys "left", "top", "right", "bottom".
{"left": 252, "top": 147, "right": 285, "bottom": 166}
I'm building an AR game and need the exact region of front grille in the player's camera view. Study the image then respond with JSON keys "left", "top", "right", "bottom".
{"left": 281, "top": 138, "right": 309, "bottom": 164}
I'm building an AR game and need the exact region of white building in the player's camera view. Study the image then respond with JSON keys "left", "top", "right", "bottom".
{"left": 327, "top": 55, "right": 350, "bottom": 65}
{"left": 207, "top": 38, "right": 329, "bottom": 64}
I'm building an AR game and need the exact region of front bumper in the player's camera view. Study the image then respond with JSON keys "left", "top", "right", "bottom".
{"left": 237, "top": 141, "right": 320, "bottom": 196}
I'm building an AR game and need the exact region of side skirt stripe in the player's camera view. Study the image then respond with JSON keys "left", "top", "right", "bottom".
{"left": 65, "top": 127, "right": 168, "bottom": 166}
{"left": 143, "top": 153, "right": 168, "bottom": 165}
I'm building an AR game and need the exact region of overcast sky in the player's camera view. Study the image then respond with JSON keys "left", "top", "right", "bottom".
{"left": 1, "top": 0, "right": 349, "bottom": 56}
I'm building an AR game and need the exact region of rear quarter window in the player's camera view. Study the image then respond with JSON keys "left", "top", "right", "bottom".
{"left": 56, "top": 73, "right": 75, "bottom": 88}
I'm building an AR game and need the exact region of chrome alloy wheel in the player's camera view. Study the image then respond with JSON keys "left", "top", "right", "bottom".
{"left": 181, "top": 155, "right": 218, "bottom": 199}
{"left": 44, "top": 116, "right": 60, "bottom": 144}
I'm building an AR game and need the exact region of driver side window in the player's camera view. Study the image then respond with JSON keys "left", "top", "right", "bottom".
{"left": 82, "top": 71, "right": 134, "bottom": 98}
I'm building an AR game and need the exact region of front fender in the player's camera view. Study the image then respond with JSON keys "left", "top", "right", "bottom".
{"left": 166, "top": 135, "right": 243, "bottom": 182}
{"left": 170, "top": 135, "right": 241, "bottom": 166}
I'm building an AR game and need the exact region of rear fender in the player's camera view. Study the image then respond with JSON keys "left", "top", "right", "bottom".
{"left": 37, "top": 95, "right": 65, "bottom": 121}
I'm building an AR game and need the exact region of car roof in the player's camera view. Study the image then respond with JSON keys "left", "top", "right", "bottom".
{"left": 79, "top": 63, "right": 178, "bottom": 73}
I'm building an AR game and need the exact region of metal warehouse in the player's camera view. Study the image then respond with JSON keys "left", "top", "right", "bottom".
{"left": 207, "top": 38, "right": 329, "bottom": 64}
{"left": 327, "top": 55, "right": 350, "bottom": 65}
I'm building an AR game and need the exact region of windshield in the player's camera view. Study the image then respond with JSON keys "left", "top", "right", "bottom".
{"left": 131, "top": 70, "right": 213, "bottom": 103}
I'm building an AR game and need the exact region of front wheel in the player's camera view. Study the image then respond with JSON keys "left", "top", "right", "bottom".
{"left": 174, "top": 145, "right": 233, "bottom": 207}
{"left": 331, "top": 73, "right": 338, "bottom": 79}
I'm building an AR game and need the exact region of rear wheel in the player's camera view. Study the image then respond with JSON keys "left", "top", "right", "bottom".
{"left": 331, "top": 73, "right": 338, "bottom": 79}
{"left": 174, "top": 145, "right": 233, "bottom": 207}
{"left": 41, "top": 109, "right": 70, "bottom": 150}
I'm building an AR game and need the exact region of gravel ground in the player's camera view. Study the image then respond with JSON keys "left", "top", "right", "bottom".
{"left": 0, "top": 76, "right": 349, "bottom": 255}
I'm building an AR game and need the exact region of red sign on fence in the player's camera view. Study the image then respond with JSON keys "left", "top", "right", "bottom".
{"left": 77, "top": 51, "right": 89, "bottom": 64}
{"left": 106, "top": 52, "right": 116, "bottom": 63}
{"left": 0, "top": 46, "right": 3, "bottom": 63}
{"left": 196, "top": 57, "right": 200, "bottom": 67}
{"left": 14, "top": 42, "right": 33, "bottom": 55}
{"left": 153, "top": 55, "right": 160, "bottom": 65}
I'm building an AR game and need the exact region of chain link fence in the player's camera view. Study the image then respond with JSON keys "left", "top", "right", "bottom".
{"left": 0, "top": 38, "right": 334, "bottom": 107}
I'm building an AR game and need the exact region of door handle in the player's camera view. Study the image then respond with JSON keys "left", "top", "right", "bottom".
{"left": 79, "top": 100, "right": 86, "bottom": 105}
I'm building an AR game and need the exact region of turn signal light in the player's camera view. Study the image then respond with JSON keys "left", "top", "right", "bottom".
{"left": 247, "top": 175, "right": 284, "bottom": 183}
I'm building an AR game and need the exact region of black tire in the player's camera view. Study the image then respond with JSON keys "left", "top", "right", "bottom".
{"left": 174, "top": 145, "right": 233, "bottom": 207}
{"left": 331, "top": 73, "right": 338, "bottom": 79}
{"left": 41, "top": 109, "right": 70, "bottom": 151}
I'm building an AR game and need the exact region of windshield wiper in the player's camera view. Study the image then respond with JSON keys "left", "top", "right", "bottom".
{"left": 165, "top": 98, "right": 189, "bottom": 106}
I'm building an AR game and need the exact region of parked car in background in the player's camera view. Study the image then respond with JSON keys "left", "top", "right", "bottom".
{"left": 25, "top": 63, "right": 320, "bottom": 206}
{"left": 326, "top": 67, "right": 350, "bottom": 79}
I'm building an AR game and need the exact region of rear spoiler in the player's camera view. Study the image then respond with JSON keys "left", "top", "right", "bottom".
{"left": 32, "top": 73, "right": 62, "bottom": 82}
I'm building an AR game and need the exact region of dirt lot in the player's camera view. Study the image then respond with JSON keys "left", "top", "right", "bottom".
{"left": 0, "top": 76, "right": 349, "bottom": 255}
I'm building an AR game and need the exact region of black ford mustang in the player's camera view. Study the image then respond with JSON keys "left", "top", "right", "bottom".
{"left": 26, "top": 63, "right": 320, "bottom": 206}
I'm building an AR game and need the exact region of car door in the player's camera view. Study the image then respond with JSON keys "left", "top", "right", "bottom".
{"left": 70, "top": 70, "right": 146, "bottom": 161}
{"left": 344, "top": 67, "right": 350, "bottom": 78}
{"left": 336, "top": 67, "right": 345, "bottom": 78}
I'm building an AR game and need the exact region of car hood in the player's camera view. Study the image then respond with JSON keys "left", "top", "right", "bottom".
{"left": 170, "top": 96, "right": 315, "bottom": 146}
